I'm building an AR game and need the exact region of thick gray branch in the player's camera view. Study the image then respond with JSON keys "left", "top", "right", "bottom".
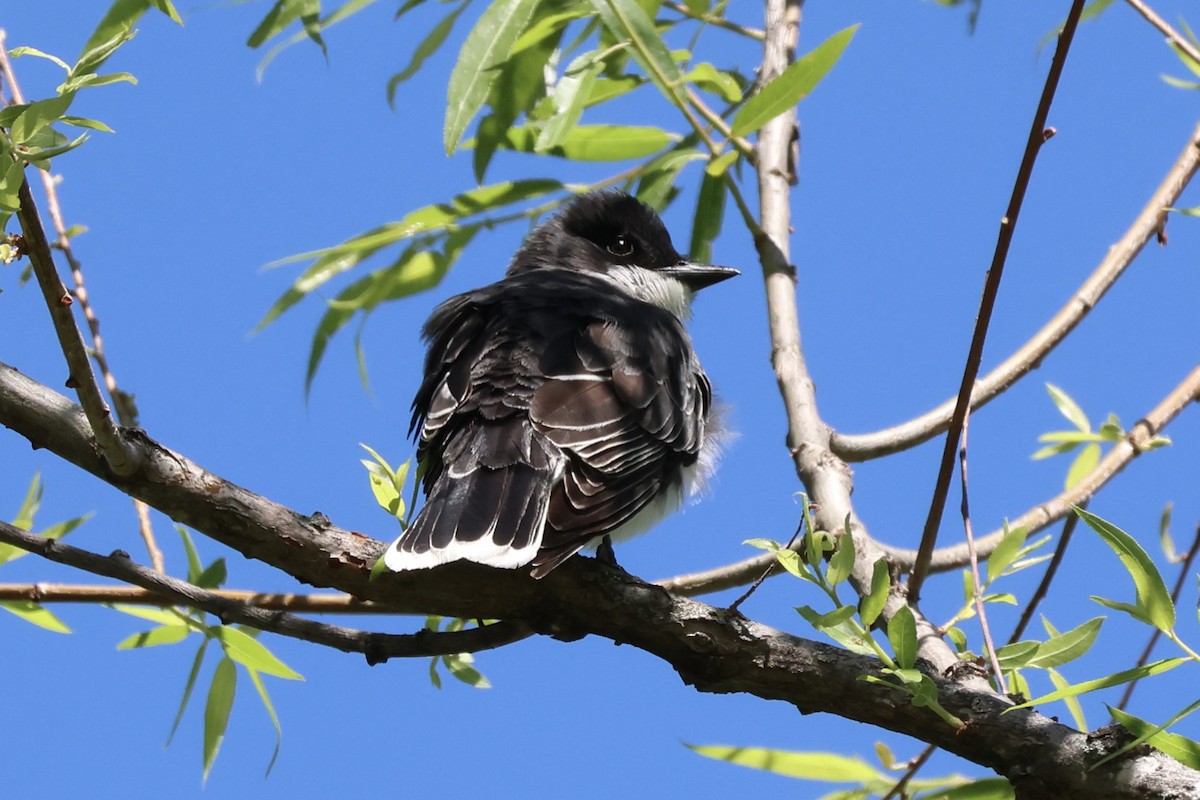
{"left": 1, "top": 361, "right": 1198, "bottom": 795}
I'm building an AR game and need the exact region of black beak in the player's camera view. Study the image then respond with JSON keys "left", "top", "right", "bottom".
{"left": 660, "top": 261, "right": 740, "bottom": 291}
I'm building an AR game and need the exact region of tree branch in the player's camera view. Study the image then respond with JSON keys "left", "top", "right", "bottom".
{"left": 1124, "top": 0, "right": 1200, "bottom": 68}
{"left": 0, "top": 519, "right": 531, "bottom": 661}
{"left": 0, "top": 582, "right": 390, "bottom": 612}
{"left": 830, "top": 120, "right": 1200, "bottom": 461}
{"left": 909, "top": 0, "right": 1086, "bottom": 601}
{"left": 1, "top": 361, "right": 1197, "bottom": 794}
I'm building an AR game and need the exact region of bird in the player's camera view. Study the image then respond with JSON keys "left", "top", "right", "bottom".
{"left": 383, "top": 190, "right": 737, "bottom": 579}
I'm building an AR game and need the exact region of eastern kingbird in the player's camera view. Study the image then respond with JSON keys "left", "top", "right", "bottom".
{"left": 384, "top": 190, "right": 737, "bottom": 578}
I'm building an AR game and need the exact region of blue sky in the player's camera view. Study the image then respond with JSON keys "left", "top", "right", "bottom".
{"left": 2, "top": 1, "right": 1199, "bottom": 796}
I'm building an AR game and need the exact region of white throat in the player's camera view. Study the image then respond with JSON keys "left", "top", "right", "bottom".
{"left": 602, "top": 264, "right": 694, "bottom": 320}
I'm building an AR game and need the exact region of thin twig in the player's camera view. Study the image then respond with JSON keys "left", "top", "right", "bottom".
{"left": 880, "top": 743, "right": 938, "bottom": 800}
{"left": 727, "top": 509, "right": 806, "bottom": 613}
{"left": 960, "top": 411, "right": 1007, "bottom": 693}
{"left": 908, "top": 0, "right": 1087, "bottom": 601}
{"left": 0, "top": 519, "right": 534, "bottom": 662}
{"left": 1114, "top": 522, "right": 1200, "bottom": 710}
{"left": 1008, "top": 504, "right": 1084, "bottom": 643}
{"left": 1124, "top": 0, "right": 1200, "bottom": 69}
{"left": 664, "top": 2, "right": 765, "bottom": 40}
{"left": 0, "top": 582, "right": 394, "bottom": 612}
{"left": 660, "top": 363, "right": 1200, "bottom": 595}
{"left": 0, "top": 46, "right": 164, "bottom": 570}
{"left": 831, "top": 121, "right": 1200, "bottom": 461}
{"left": 684, "top": 86, "right": 755, "bottom": 161}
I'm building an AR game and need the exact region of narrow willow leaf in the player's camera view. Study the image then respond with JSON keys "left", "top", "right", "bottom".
{"left": 110, "top": 603, "right": 190, "bottom": 627}
{"left": 887, "top": 605, "right": 917, "bottom": 669}
{"left": 0, "top": 600, "right": 71, "bottom": 633}
{"left": 796, "top": 606, "right": 875, "bottom": 656}
{"left": 1030, "top": 441, "right": 1079, "bottom": 461}
{"left": 1077, "top": 507, "right": 1174, "bottom": 632}
{"left": 215, "top": 626, "right": 303, "bottom": 680}
{"left": 388, "top": 0, "right": 470, "bottom": 104}
{"left": 995, "top": 641, "right": 1040, "bottom": 670}
{"left": 117, "top": 624, "right": 191, "bottom": 649}
{"left": 921, "top": 778, "right": 1015, "bottom": 799}
{"left": 8, "top": 47, "right": 71, "bottom": 72}
{"left": 1046, "top": 667, "right": 1088, "bottom": 734}
{"left": 247, "top": 0, "right": 312, "bottom": 48}
{"left": 688, "top": 171, "right": 726, "bottom": 264}
{"left": 1045, "top": 383, "right": 1091, "bottom": 432}
{"left": 859, "top": 558, "right": 890, "bottom": 627}
{"left": 60, "top": 115, "right": 115, "bottom": 133}
{"left": 684, "top": 62, "right": 742, "bottom": 102}
{"left": 247, "top": 669, "right": 284, "bottom": 777}
{"left": 589, "top": 0, "right": 684, "bottom": 105}
{"left": 11, "top": 473, "right": 43, "bottom": 530}
{"left": 1065, "top": 443, "right": 1100, "bottom": 489}
{"left": 177, "top": 525, "right": 204, "bottom": 584}
{"left": 1159, "top": 502, "right": 1177, "bottom": 562}
{"left": 799, "top": 604, "right": 857, "bottom": 629}
{"left": 445, "top": 0, "right": 541, "bottom": 154}
{"left": 636, "top": 148, "right": 706, "bottom": 208}
{"left": 825, "top": 533, "right": 856, "bottom": 587}
{"left": 986, "top": 524, "right": 1028, "bottom": 583}
{"left": 166, "top": 640, "right": 208, "bottom": 747}
{"left": 196, "top": 558, "right": 228, "bottom": 590}
{"left": 685, "top": 743, "right": 882, "bottom": 782}
{"left": 704, "top": 150, "right": 739, "bottom": 177}
{"left": 73, "top": 18, "right": 137, "bottom": 77}
{"left": 1109, "top": 705, "right": 1200, "bottom": 770}
{"left": 444, "top": 652, "right": 492, "bottom": 688}
{"left": 202, "top": 657, "right": 238, "bottom": 782}
{"left": 0, "top": 513, "right": 91, "bottom": 566}
{"left": 731, "top": 25, "right": 857, "bottom": 137}
{"left": 1010, "top": 657, "right": 1188, "bottom": 710}
{"left": 501, "top": 123, "right": 678, "bottom": 160}
{"left": 1026, "top": 617, "right": 1103, "bottom": 668}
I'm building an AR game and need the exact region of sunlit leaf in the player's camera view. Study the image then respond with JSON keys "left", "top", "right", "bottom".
{"left": 1027, "top": 617, "right": 1102, "bottom": 668}
{"left": 1077, "top": 507, "right": 1174, "bottom": 632}
{"left": 1045, "top": 383, "right": 1091, "bottom": 432}
{"left": 887, "top": 605, "right": 917, "bottom": 669}
{"left": 214, "top": 626, "right": 304, "bottom": 680}
{"left": 796, "top": 606, "right": 876, "bottom": 656}
{"left": 167, "top": 640, "right": 209, "bottom": 747}
{"left": 445, "top": 0, "right": 542, "bottom": 153}
{"left": 247, "top": 668, "right": 284, "bottom": 777}
{"left": 986, "top": 524, "right": 1028, "bottom": 583}
{"left": 444, "top": 651, "right": 492, "bottom": 688}
{"left": 1065, "top": 443, "right": 1100, "bottom": 489}
{"left": 1011, "top": 657, "right": 1188, "bottom": 710}
{"left": 0, "top": 600, "right": 71, "bottom": 633}
{"left": 388, "top": 0, "right": 471, "bottom": 104}
{"left": 688, "top": 171, "right": 726, "bottom": 265}
{"left": 859, "top": 558, "right": 890, "bottom": 627}
{"left": 686, "top": 744, "right": 882, "bottom": 782}
{"left": 1045, "top": 667, "right": 1087, "bottom": 732}
{"left": 1109, "top": 705, "right": 1200, "bottom": 770}
{"left": 117, "top": 624, "right": 192, "bottom": 649}
{"left": 731, "top": 25, "right": 857, "bottom": 137}
{"left": 202, "top": 656, "right": 237, "bottom": 782}
{"left": 589, "top": 0, "right": 684, "bottom": 105}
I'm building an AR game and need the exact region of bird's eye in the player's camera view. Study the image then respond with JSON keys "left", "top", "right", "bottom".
{"left": 606, "top": 235, "right": 635, "bottom": 258}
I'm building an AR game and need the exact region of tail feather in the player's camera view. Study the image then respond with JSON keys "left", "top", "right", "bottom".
{"left": 385, "top": 426, "right": 562, "bottom": 571}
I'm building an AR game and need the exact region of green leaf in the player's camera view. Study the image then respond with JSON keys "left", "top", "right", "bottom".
{"left": 1110, "top": 705, "right": 1200, "bottom": 770}
{"left": 986, "top": 523, "right": 1028, "bottom": 583}
{"left": 1065, "top": 443, "right": 1100, "bottom": 489}
{"left": 444, "top": 651, "right": 492, "bottom": 688}
{"left": 1027, "top": 616, "right": 1103, "bottom": 668}
{"left": 589, "top": 0, "right": 685, "bottom": 105}
{"left": 73, "top": 19, "right": 137, "bottom": 78}
{"left": 196, "top": 558, "right": 228, "bottom": 590}
{"left": 1159, "top": 502, "right": 1177, "bottom": 562}
{"left": 0, "top": 512, "right": 90, "bottom": 566}
{"left": 1077, "top": 507, "right": 1174, "bottom": 632}
{"left": 178, "top": 525, "right": 204, "bottom": 584}
{"left": 995, "top": 640, "right": 1040, "bottom": 670}
{"left": 688, "top": 171, "right": 726, "bottom": 265}
{"left": 500, "top": 123, "right": 678, "bottom": 161}
{"left": 214, "top": 626, "right": 304, "bottom": 680}
{"left": 636, "top": 148, "right": 706, "bottom": 208}
{"left": 731, "top": 25, "right": 857, "bottom": 137}
{"left": 825, "top": 531, "right": 855, "bottom": 587}
{"left": 246, "top": 668, "right": 284, "bottom": 777}
{"left": 536, "top": 56, "right": 605, "bottom": 153}
{"left": 388, "top": 0, "right": 471, "bottom": 105}
{"left": 685, "top": 744, "right": 882, "bottom": 782}
{"left": 117, "top": 624, "right": 192, "bottom": 649}
{"left": 444, "top": 0, "right": 542, "bottom": 154}
{"left": 920, "top": 778, "right": 1015, "bottom": 799}
{"left": 858, "top": 558, "right": 890, "bottom": 627}
{"left": 0, "top": 600, "right": 71, "bottom": 633}
{"left": 800, "top": 604, "right": 857, "bottom": 629}
{"left": 684, "top": 62, "right": 742, "bottom": 102}
{"left": 202, "top": 656, "right": 238, "bottom": 783}
{"left": 8, "top": 46, "right": 71, "bottom": 72}
{"left": 795, "top": 605, "right": 875, "bottom": 656}
{"left": 110, "top": 603, "right": 191, "bottom": 627}
{"left": 887, "top": 605, "right": 917, "bottom": 669}
{"left": 60, "top": 115, "right": 115, "bottom": 133}
{"left": 1046, "top": 383, "right": 1091, "bottom": 432}
{"left": 1010, "top": 657, "right": 1188, "bottom": 710}
{"left": 166, "top": 640, "right": 208, "bottom": 747}
{"left": 1046, "top": 667, "right": 1087, "bottom": 732}
{"left": 10, "top": 93, "right": 76, "bottom": 145}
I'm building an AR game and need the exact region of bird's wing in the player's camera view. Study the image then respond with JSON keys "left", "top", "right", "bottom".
{"left": 529, "top": 314, "right": 711, "bottom": 575}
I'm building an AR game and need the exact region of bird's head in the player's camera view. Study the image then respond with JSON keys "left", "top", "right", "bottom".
{"left": 508, "top": 191, "right": 738, "bottom": 317}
